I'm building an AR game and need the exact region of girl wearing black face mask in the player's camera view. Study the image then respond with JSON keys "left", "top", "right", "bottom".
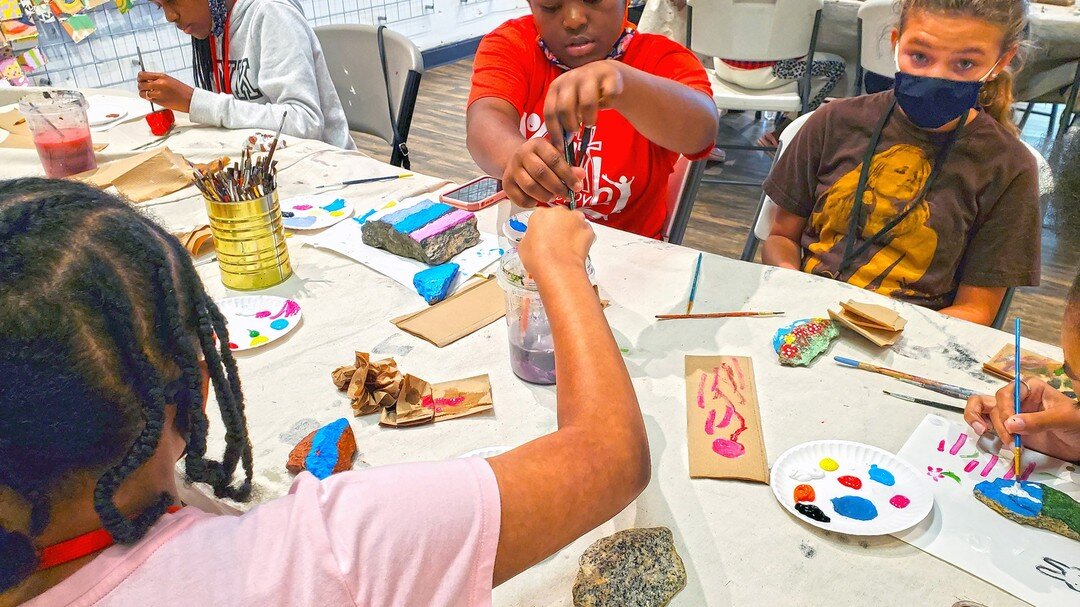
{"left": 760, "top": 0, "right": 1040, "bottom": 327}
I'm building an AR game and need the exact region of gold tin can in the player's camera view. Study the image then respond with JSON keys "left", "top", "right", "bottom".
{"left": 204, "top": 190, "right": 292, "bottom": 291}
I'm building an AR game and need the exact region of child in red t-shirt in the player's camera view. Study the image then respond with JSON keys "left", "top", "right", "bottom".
{"left": 466, "top": 0, "right": 717, "bottom": 239}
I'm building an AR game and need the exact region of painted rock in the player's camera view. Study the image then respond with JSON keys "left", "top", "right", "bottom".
{"left": 974, "top": 479, "right": 1080, "bottom": 541}
{"left": 773, "top": 318, "right": 839, "bottom": 367}
{"left": 286, "top": 418, "right": 356, "bottom": 480}
{"left": 572, "top": 527, "right": 686, "bottom": 607}
{"left": 361, "top": 199, "right": 480, "bottom": 265}
{"left": 413, "top": 263, "right": 460, "bottom": 305}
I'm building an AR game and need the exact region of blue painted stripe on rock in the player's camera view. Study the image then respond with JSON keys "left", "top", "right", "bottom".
{"left": 304, "top": 418, "right": 351, "bottom": 480}
{"left": 393, "top": 202, "right": 454, "bottom": 234}
{"left": 380, "top": 199, "right": 437, "bottom": 225}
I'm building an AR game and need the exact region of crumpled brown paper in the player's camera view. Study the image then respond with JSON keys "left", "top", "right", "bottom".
{"left": 331, "top": 352, "right": 493, "bottom": 428}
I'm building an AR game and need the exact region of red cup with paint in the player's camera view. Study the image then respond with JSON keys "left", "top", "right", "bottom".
{"left": 145, "top": 108, "right": 175, "bottom": 136}
{"left": 18, "top": 90, "right": 97, "bottom": 178}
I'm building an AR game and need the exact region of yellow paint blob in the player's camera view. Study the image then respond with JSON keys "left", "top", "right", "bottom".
{"left": 819, "top": 457, "right": 839, "bottom": 472}
{"left": 330, "top": 211, "right": 345, "bottom": 217}
{"left": 250, "top": 335, "right": 270, "bottom": 347}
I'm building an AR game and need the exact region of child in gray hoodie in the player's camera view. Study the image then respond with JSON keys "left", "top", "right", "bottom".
{"left": 138, "top": 0, "right": 355, "bottom": 150}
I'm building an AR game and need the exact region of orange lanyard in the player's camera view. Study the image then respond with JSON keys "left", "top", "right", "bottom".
{"left": 36, "top": 506, "right": 182, "bottom": 571}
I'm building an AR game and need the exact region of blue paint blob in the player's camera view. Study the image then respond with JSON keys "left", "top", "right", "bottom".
{"left": 283, "top": 215, "right": 317, "bottom": 228}
{"left": 321, "top": 198, "right": 346, "bottom": 212}
{"left": 831, "top": 496, "right": 879, "bottom": 521}
{"left": 868, "top": 464, "right": 896, "bottom": 486}
{"left": 392, "top": 202, "right": 453, "bottom": 233}
{"left": 304, "top": 418, "right": 351, "bottom": 480}
{"left": 269, "top": 319, "right": 289, "bottom": 330}
{"left": 974, "top": 479, "right": 1043, "bottom": 518}
{"left": 355, "top": 209, "right": 377, "bottom": 225}
{"left": 509, "top": 217, "right": 527, "bottom": 233}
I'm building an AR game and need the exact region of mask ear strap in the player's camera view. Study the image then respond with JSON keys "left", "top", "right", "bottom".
{"left": 980, "top": 56, "right": 1005, "bottom": 82}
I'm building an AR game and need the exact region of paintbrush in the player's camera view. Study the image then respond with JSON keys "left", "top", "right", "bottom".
{"left": 562, "top": 130, "right": 577, "bottom": 210}
{"left": 882, "top": 390, "right": 963, "bottom": 413}
{"left": 262, "top": 111, "right": 288, "bottom": 174}
{"left": 833, "top": 356, "right": 976, "bottom": 400}
{"left": 135, "top": 46, "right": 157, "bottom": 112}
{"left": 1013, "top": 317, "right": 1023, "bottom": 477}
{"left": 685, "top": 252, "right": 704, "bottom": 315}
{"left": 316, "top": 174, "right": 412, "bottom": 189}
{"left": 655, "top": 311, "right": 784, "bottom": 321}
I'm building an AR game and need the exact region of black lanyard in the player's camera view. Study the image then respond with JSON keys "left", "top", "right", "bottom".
{"left": 837, "top": 98, "right": 966, "bottom": 276}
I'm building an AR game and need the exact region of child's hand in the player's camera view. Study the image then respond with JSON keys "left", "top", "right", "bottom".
{"left": 518, "top": 206, "right": 594, "bottom": 281}
{"left": 503, "top": 138, "right": 585, "bottom": 208}
{"left": 964, "top": 378, "right": 1080, "bottom": 463}
{"left": 544, "top": 60, "right": 625, "bottom": 151}
{"left": 137, "top": 72, "right": 194, "bottom": 114}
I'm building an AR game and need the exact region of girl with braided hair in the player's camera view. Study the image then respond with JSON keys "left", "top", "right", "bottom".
{"left": 0, "top": 180, "right": 649, "bottom": 606}
{"left": 135, "top": 0, "right": 354, "bottom": 149}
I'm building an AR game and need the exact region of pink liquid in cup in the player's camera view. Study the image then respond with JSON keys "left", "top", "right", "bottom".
{"left": 33, "top": 127, "right": 96, "bottom": 178}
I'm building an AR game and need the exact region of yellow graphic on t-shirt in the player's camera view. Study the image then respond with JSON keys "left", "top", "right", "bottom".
{"left": 804, "top": 144, "right": 935, "bottom": 298}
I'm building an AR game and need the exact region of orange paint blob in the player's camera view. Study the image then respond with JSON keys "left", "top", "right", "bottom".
{"left": 794, "top": 484, "right": 816, "bottom": 503}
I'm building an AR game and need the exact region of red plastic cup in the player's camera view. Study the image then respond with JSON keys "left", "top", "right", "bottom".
{"left": 145, "top": 109, "right": 175, "bottom": 136}
{"left": 19, "top": 91, "right": 97, "bottom": 178}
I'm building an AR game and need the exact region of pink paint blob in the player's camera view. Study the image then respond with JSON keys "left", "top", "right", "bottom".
{"left": 889, "top": 495, "right": 911, "bottom": 509}
{"left": 949, "top": 433, "right": 968, "bottom": 456}
{"left": 937, "top": 439, "right": 945, "bottom": 452}
{"left": 980, "top": 455, "right": 999, "bottom": 477}
{"left": 704, "top": 409, "right": 717, "bottom": 435}
{"left": 964, "top": 460, "right": 979, "bottom": 473}
{"left": 712, "top": 438, "right": 745, "bottom": 458}
{"left": 718, "top": 404, "right": 734, "bottom": 428}
{"left": 254, "top": 311, "right": 271, "bottom": 318}
{"left": 696, "top": 373, "right": 707, "bottom": 408}
{"left": 294, "top": 204, "right": 313, "bottom": 211}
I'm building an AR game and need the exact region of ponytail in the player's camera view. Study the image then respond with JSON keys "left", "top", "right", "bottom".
{"left": 0, "top": 526, "right": 37, "bottom": 592}
{"left": 980, "top": 69, "right": 1019, "bottom": 136}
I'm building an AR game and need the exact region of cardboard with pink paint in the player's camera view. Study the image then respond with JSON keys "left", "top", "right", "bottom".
{"left": 430, "top": 374, "right": 493, "bottom": 422}
{"left": 684, "top": 355, "right": 769, "bottom": 483}
{"left": 894, "top": 414, "right": 1080, "bottom": 605}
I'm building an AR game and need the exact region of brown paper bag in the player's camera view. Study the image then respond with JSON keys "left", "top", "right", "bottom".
{"left": 685, "top": 356, "right": 769, "bottom": 483}
{"left": 73, "top": 147, "right": 193, "bottom": 202}
{"left": 380, "top": 374, "right": 435, "bottom": 427}
{"left": 430, "top": 375, "right": 494, "bottom": 422}
{"left": 393, "top": 276, "right": 505, "bottom": 347}
{"left": 337, "top": 352, "right": 403, "bottom": 416}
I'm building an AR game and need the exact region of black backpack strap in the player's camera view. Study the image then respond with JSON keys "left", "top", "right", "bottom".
{"left": 377, "top": 25, "right": 409, "bottom": 169}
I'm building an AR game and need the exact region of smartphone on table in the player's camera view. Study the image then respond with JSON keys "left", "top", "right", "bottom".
{"left": 440, "top": 176, "right": 507, "bottom": 211}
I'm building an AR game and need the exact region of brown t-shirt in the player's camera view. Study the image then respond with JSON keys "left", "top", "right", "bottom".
{"left": 763, "top": 91, "right": 1041, "bottom": 310}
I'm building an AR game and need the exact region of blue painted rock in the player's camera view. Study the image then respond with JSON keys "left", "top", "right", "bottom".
{"left": 773, "top": 318, "right": 839, "bottom": 367}
{"left": 974, "top": 478, "right": 1080, "bottom": 541}
{"left": 413, "top": 263, "right": 460, "bottom": 305}
{"left": 286, "top": 418, "right": 357, "bottom": 480}
{"left": 361, "top": 199, "right": 479, "bottom": 265}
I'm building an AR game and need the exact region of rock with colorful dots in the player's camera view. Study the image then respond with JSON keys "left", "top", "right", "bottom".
{"left": 772, "top": 318, "right": 839, "bottom": 367}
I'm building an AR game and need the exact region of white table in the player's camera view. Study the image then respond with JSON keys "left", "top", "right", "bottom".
{"left": 2, "top": 100, "right": 1069, "bottom": 606}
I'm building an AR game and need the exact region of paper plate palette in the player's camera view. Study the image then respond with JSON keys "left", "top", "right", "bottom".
{"left": 771, "top": 440, "right": 933, "bottom": 535}
{"left": 86, "top": 103, "right": 127, "bottom": 127}
{"left": 218, "top": 295, "right": 302, "bottom": 352}
{"left": 280, "top": 193, "right": 354, "bottom": 231}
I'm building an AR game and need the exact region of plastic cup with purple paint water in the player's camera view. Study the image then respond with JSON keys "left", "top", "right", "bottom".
{"left": 497, "top": 250, "right": 593, "bottom": 385}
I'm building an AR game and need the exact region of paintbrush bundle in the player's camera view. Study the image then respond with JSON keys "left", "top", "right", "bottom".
{"left": 192, "top": 148, "right": 278, "bottom": 202}
{"left": 829, "top": 300, "right": 906, "bottom": 347}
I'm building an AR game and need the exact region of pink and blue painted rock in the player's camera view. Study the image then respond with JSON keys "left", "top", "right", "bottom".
{"left": 413, "top": 263, "right": 460, "bottom": 305}
{"left": 286, "top": 418, "right": 357, "bottom": 480}
{"left": 773, "top": 318, "right": 839, "bottom": 367}
{"left": 361, "top": 199, "right": 479, "bottom": 265}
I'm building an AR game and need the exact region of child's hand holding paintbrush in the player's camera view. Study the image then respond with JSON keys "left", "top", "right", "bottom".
{"left": 964, "top": 378, "right": 1080, "bottom": 464}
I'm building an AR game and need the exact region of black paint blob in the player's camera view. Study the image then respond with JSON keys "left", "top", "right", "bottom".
{"left": 796, "top": 503, "right": 831, "bottom": 523}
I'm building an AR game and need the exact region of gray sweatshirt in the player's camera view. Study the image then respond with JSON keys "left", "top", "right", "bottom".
{"left": 189, "top": 0, "right": 355, "bottom": 149}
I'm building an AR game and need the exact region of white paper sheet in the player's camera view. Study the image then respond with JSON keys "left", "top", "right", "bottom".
{"left": 894, "top": 415, "right": 1080, "bottom": 606}
{"left": 305, "top": 196, "right": 503, "bottom": 299}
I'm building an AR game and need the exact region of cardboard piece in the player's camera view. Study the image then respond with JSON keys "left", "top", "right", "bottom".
{"left": 829, "top": 299, "right": 906, "bottom": 347}
{"left": 171, "top": 224, "right": 214, "bottom": 257}
{"left": 895, "top": 415, "right": 1080, "bottom": 605}
{"left": 983, "top": 344, "right": 1076, "bottom": 398}
{"left": 685, "top": 356, "right": 769, "bottom": 483}
{"left": 393, "top": 275, "right": 505, "bottom": 347}
{"left": 73, "top": 147, "right": 192, "bottom": 202}
{"left": 380, "top": 374, "right": 435, "bottom": 427}
{"left": 430, "top": 374, "right": 493, "bottom": 422}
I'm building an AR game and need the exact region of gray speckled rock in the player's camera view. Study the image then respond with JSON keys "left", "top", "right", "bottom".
{"left": 572, "top": 527, "right": 686, "bottom": 607}
{"left": 361, "top": 204, "right": 479, "bottom": 266}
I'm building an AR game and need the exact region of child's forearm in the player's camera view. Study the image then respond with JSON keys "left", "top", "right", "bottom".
{"left": 189, "top": 89, "right": 325, "bottom": 141}
{"left": 762, "top": 234, "right": 803, "bottom": 269}
{"left": 466, "top": 100, "right": 527, "bottom": 178}
{"left": 612, "top": 65, "right": 718, "bottom": 155}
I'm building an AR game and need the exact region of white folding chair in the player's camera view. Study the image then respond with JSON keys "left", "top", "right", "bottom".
{"left": 314, "top": 24, "right": 424, "bottom": 168}
{"left": 663, "top": 155, "right": 707, "bottom": 244}
{"left": 855, "top": 0, "right": 898, "bottom": 95}
{"left": 1014, "top": 61, "right": 1080, "bottom": 137}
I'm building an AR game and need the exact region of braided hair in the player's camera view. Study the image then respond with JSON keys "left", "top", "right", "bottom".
{"left": 0, "top": 178, "right": 254, "bottom": 592}
{"left": 191, "top": 0, "right": 229, "bottom": 91}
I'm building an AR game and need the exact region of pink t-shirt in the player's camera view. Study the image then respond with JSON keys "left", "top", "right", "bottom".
{"left": 26, "top": 458, "right": 501, "bottom": 607}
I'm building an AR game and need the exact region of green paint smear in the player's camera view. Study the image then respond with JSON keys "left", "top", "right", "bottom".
{"left": 942, "top": 471, "right": 962, "bottom": 484}
{"left": 960, "top": 452, "right": 980, "bottom": 459}
{"left": 1042, "top": 484, "right": 1080, "bottom": 536}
